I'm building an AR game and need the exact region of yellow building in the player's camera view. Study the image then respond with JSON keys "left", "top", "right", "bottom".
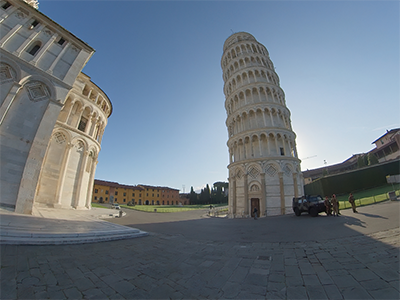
{"left": 92, "top": 180, "right": 182, "bottom": 205}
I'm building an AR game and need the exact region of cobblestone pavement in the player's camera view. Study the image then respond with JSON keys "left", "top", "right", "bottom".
{"left": 1, "top": 202, "right": 399, "bottom": 299}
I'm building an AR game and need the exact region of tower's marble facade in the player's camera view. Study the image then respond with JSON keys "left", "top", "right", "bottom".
{"left": 0, "top": 0, "right": 111, "bottom": 214}
{"left": 221, "top": 32, "right": 303, "bottom": 217}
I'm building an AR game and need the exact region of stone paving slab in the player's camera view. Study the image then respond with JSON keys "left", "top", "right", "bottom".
{"left": 0, "top": 201, "right": 399, "bottom": 299}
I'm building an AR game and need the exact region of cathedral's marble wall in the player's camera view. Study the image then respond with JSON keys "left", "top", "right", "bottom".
{"left": 0, "top": 0, "right": 93, "bottom": 86}
{"left": 0, "top": 0, "right": 97, "bottom": 214}
{"left": 35, "top": 73, "right": 111, "bottom": 209}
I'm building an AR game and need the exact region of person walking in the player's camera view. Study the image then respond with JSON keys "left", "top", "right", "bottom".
{"left": 332, "top": 194, "right": 341, "bottom": 215}
{"left": 253, "top": 207, "right": 258, "bottom": 220}
{"left": 331, "top": 194, "right": 339, "bottom": 216}
{"left": 324, "top": 196, "right": 332, "bottom": 216}
{"left": 348, "top": 193, "right": 358, "bottom": 213}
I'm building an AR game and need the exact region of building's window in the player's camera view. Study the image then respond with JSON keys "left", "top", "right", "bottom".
{"left": 123, "top": 199, "right": 126, "bottom": 202}
{"left": 146, "top": 193, "right": 148, "bottom": 196}
{"left": 115, "top": 191, "right": 118, "bottom": 195}
{"left": 58, "top": 37, "right": 65, "bottom": 46}
{"left": 139, "top": 199, "right": 142, "bottom": 205}
{"left": 2, "top": 2, "right": 11, "bottom": 9}
{"left": 94, "top": 196, "right": 97, "bottom": 200}
{"left": 27, "top": 43, "right": 41, "bottom": 56}
{"left": 94, "top": 189, "right": 98, "bottom": 193}
{"left": 280, "top": 147, "right": 285, "bottom": 156}
{"left": 105, "top": 197, "right": 108, "bottom": 201}
{"left": 105, "top": 190, "right": 108, "bottom": 195}
{"left": 157, "top": 194, "right": 159, "bottom": 197}
{"left": 29, "top": 20, "right": 39, "bottom": 30}
{"left": 167, "top": 201, "right": 169, "bottom": 205}
{"left": 115, "top": 198, "right": 117, "bottom": 202}
{"left": 156, "top": 201, "right": 159, "bottom": 205}
{"left": 151, "top": 200, "right": 154, "bottom": 205}
{"left": 132, "top": 198, "right": 134, "bottom": 202}
{"left": 139, "top": 194, "right": 141, "bottom": 197}
{"left": 162, "top": 201, "right": 164, "bottom": 205}
{"left": 132, "top": 193, "right": 135, "bottom": 197}
{"left": 78, "top": 117, "right": 88, "bottom": 132}
{"left": 123, "top": 192, "right": 126, "bottom": 196}
{"left": 152, "top": 194, "right": 154, "bottom": 197}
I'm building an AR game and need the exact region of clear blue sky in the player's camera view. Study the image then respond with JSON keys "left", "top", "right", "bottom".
{"left": 40, "top": 1, "right": 399, "bottom": 192}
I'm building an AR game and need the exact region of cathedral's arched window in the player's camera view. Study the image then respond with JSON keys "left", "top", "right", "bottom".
{"left": 78, "top": 117, "right": 88, "bottom": 132}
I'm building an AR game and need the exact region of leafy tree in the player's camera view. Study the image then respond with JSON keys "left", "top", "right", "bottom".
{"left": 368, "top": 152, "right": 379, "bottom": 166}
{"left": 189, "top": 186, "right": 198, "bottom": 204}
{"left": 357, "top": 155, "right": 367, "bottom": 168}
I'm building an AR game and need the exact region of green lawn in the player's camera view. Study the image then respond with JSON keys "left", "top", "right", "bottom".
{"left": 91, "top": 203, "right": 109, "bottom": 209}
{"left": 336, "top": 183, "right": 400, "bottom": 210}
{"left": 120, "top": 203, "right": 227, "bottom": 213}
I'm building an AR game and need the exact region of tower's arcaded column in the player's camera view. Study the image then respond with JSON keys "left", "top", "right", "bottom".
{"left": 222, "top": 32, "right": 303, "bottom": 217}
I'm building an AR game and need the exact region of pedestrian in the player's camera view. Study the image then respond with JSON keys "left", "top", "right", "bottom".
{"left": 332, "top": 194, "right": 341, "bottom": 215}
{"left": 253, "top": 207, "right": 258, "bottom": 220}
{"left": 331, "top": 194, "right": 339, "bottom": 217}
{"left": 348, "top": 193, "right": 358, "bottom": 213}
{"left": 324, "top": 196, "right": 332, "bottom": 216}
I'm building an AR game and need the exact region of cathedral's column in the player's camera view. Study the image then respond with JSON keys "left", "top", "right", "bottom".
{"left": 74, "top": 150, "right": 89, "bottom": 208}
{"left": 55, "top": 142, "right": 73, "bottom": 207}
{"left": 293, "top": 172, "right": 299, "bottom": 199}
{"left": 73, "top": 107, "right": 84, "bottom": 128}
{"left": 0, "top": 20, "right": 23, "bottom": 47}
{"left": 279, "top": 172, "right": 285, "bottom": 215}
{"left": 98, "top": 122, "right": 105, "bottom": 143}
{"left": 47, "top": 42, "right": 71, "bottom": 75}
{"left": 230, "top": 176, "right": 237, "bottom": 216}
{"left": 262, "top": 110, "right": 267, "bottom": 127}
{"left": 85, "top": 112, "right": 93, "bottom": 134}
{"left": 244, "top": 172, "right": 249, "bottom": 216}
{"left": 260, "top": 172, "right": 266, "bottom": 216}
{"left": 269, "top": 110, "right": 274, "bottom": 126}
{"left": 89, "top": 116, "right": 99, "bottom": 136}
{"left": 85, "top": 157, "right": 98, "bottom": 209}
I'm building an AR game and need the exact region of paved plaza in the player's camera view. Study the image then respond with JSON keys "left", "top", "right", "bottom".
{"left": 1, "top": 201, "right": 399, "bottom": 299}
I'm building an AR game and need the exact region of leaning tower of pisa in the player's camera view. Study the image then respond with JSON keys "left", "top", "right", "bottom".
{"left": 221, "top": 32, "right": 303, "bottom": 217}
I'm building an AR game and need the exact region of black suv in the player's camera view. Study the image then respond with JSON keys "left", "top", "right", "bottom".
{"left": 292, "top": 195, "right": 326, "bottom": 217}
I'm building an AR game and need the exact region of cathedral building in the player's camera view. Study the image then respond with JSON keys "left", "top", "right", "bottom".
{"left": 0, "top": 0, "right": 111, "bottom": 214}
{"left": 221, "top": 32, "right": 303, "bottom": 217}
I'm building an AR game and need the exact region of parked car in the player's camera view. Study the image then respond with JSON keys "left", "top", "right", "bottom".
{"left": 292, "top": 195, "right": 326, "bottom": 217}
{"left": 111, "top": 203, "right": 120, "bottom": 210}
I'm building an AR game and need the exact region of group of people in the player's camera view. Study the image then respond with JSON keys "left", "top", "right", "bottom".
{"left": 324, "top": 193, "right": 358, "bottom": 216}
{"left": 324, "top": 194, "right": 340, "bottom": 216}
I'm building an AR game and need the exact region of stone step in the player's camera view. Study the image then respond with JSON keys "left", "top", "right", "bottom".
{"left": 0, "top": 228, "right": 148, "bottom": 245}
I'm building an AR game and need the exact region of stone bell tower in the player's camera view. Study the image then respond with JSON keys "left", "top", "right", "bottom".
{"left": 221, "top": 32, "right": 303, "bottom": 217}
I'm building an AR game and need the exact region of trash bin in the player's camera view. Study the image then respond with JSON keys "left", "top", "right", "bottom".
{"left": 154, "top": 209, "right": 157, "bottom": 212}
{"left": 388, "top": 191, "right": 397, "bottom": 201}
